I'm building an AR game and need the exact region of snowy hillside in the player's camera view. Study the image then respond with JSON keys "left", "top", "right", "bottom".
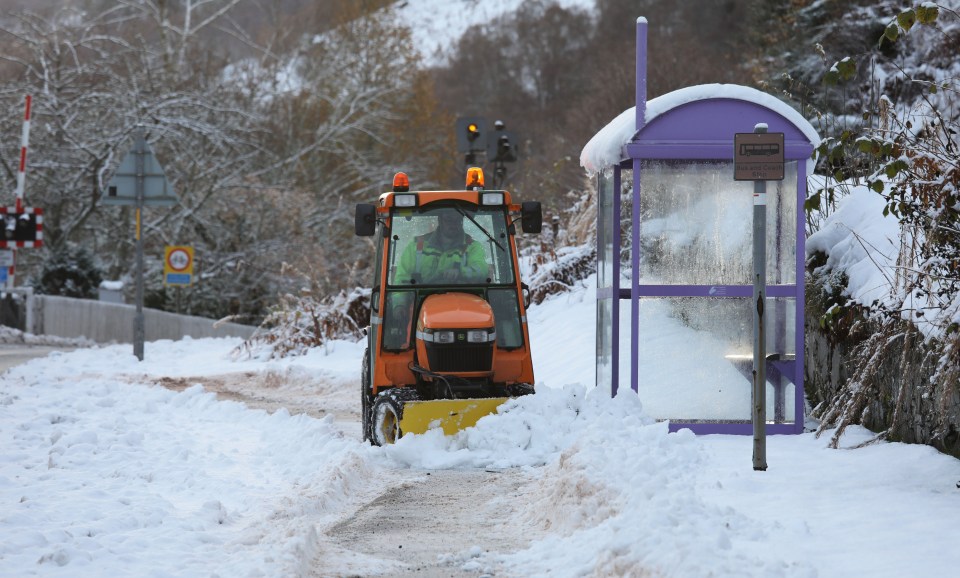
{"left": 393, "top": 0, "right": 596, "bottom": 65}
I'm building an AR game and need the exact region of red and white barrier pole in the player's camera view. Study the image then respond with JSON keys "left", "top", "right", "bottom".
{"left": 15, "top": 95, "right": 31, "bottom": 213}
{"left": 7, "top": 95, "right": 31, "bottom": 289}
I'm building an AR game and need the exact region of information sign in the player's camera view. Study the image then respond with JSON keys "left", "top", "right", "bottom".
{"left": 734, "top": 132, "right": 785, "bottom": 181}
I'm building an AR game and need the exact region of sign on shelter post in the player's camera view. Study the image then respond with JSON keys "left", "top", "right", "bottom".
{"left": 734, "top": 132, "right": 785, "bottom": 181}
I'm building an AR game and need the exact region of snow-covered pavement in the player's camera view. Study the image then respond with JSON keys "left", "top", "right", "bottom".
{"left": 2, "top": 282, "right": 959, "bottom": 577}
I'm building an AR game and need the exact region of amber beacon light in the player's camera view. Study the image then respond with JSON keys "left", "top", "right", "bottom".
{"left": 465, "top": 167, "right": 484, "bottom": 190}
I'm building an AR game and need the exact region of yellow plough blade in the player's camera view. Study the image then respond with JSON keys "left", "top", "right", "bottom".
{"left": 399, "top": 397, "right": 509, "bottom": 436}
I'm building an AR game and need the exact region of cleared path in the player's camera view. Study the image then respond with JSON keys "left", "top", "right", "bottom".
{"left": 0, "top": 344, "right": 75, "bottom": 373}
{"left": 320, "top": 467, "right": 535, "bottom": 577}
{"left": 152, "top": 371, "right": 541, "bottom": 577}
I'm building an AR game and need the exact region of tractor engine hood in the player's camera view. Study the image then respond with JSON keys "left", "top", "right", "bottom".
{"left": 415, "top": 292, "right": 497, "bottom": 376}
{"left": 417, "top": 293, "right": 494, "bottom": 332}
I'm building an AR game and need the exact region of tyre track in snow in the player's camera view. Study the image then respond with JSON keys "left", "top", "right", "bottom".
{"left": 318, "top": 467, "right": 535, "bottom": 577}
{"left": 154, "top": 371, "right": 540, "bottom": 577}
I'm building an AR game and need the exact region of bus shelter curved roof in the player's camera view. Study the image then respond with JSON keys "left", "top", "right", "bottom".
{"left": 580, "top": 83, "right": 821, "bottom": 175}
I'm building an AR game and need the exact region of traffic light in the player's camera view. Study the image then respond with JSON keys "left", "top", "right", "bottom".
{"left": 466, "top": 122, "right": 480, "bottom": 144}
{"left": 487, "top": 130, "right": 518, "bottom": 163}
{"left": 455, "top": 117, "right": 487, "bottom": 153}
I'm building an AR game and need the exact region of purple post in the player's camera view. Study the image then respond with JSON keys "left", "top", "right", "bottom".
{"left": 636, "top": 18, "right": 648, "bottom": 132}
{"left": 795, "top": 159, "right": 808, "bottom": 433}
{"left": 631, "top": 17, "right": 648, "bottom": 394}
{"left": 612, "top": 167, "right": 622, "bottom": 396}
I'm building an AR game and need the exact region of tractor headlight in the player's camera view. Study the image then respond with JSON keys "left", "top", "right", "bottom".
{"left": 419, "top": 329, "right": 456, "bottom": 343}
{"left": 434, "top": 331, "right": 455, "bottom": 344}
{"left": 481, "top": 192, "right": 504, "bottom": 206}
{"left": 467, "top": 330, "right": 495, "bottom": 343}
{"left": 394, "top": 194, "right": 417, "bottom": 207}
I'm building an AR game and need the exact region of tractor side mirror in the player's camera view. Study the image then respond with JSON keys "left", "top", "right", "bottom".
{"left": 355, "top": 203, "right": 376, "bottom": 236}
{"left": 521, "top": 202, "right": 542, "bottom": 234}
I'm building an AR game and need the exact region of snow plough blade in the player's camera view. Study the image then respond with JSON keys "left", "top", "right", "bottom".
{"left": 399, "top": 397, "right": 509, "bottom": 436}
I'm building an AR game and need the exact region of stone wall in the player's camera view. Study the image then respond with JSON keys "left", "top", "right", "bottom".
{"left": 805, "top": 277, "right": 960, "bottom": 458}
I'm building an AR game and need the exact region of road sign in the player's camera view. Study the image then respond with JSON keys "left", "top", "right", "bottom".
{"left": 0, "top": 207, "right": 43, "bottom": 248}
{"left": 164, "top": 245, "right": 193, "bottom": 286}
{"left": 734, "top": 132, "right": 784, "bottom": 181}
{"left": 103, "top": 138, "right": 178, "bottom": 206}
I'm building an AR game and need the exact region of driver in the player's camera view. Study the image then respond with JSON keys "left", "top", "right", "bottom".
{"left": 395, "top": 209, "right": 487, "bottom": 284}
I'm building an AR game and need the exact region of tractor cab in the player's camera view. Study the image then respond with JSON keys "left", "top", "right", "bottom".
{"left": 355, "top": 168, "right": 542, "bottom": 444}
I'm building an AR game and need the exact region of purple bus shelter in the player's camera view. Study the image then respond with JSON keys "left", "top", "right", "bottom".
{"left": 582, "top": 18, "right": 820, "bottom": 435}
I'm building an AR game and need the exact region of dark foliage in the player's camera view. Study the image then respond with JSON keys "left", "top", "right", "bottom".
{"left": 32, "top": 243, "right": 103, "bottom": 299}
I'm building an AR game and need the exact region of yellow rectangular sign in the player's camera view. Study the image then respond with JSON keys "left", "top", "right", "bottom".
{"left": 164, "top": 245, "right": 194, "bottom": 286}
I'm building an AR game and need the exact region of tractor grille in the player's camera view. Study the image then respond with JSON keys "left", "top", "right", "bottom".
{"left": 425, "top": 343, "right": 493, "bottom": 373}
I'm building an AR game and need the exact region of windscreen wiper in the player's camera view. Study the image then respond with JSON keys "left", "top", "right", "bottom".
{"left": 455, "top": 206, "right": 505, "bottom": 252}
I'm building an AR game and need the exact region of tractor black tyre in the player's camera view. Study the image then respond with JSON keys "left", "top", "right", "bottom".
{"left": 370, "top": 388, "right": 420, "bottom": 446}
{"left": 361, "top": 348, "right": 373, "bottom": 444}
{"left": 508, "top": 383, "right": 535, "bottom": 396}
{"left": 370, "top": 392, "right": 403, "bottom": 446}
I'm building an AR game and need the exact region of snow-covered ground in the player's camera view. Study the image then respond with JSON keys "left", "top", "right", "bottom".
{"left": 2, "top": 266, "right": 959, "bottom": 576}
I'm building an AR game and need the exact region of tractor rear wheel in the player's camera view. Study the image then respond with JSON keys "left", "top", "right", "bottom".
{"left": 361, "top": 348, "right": 373, "bottom": 443}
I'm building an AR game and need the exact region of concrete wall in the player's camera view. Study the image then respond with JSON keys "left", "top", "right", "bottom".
{"left": 29, "top": 295, "right": 256, "bottom": 343}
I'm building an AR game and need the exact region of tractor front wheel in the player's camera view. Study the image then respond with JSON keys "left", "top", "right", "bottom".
{"left": 371, "top": 393, "right": 403, "bottom": 446}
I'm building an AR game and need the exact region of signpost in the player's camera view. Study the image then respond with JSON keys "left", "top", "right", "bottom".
{"left": 0, "top": 207, "right": 43, "bottom": 248}
{"left": 735, "top": 125, "right": 785, "bottom": 472}
{"left": 104, "top": 127, "right": 178, "bottom": 360}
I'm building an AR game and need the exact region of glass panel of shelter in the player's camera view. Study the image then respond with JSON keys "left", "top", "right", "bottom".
{"left": 596, "top": 169, "right": 615, "bottom": 393}
{"left": 630, "top": 297, "right": 796, "bottom": 423}
{"left": 637, "top": 161, "right": 798, "bottom": 286}
{"left": 606, "top": 160, "right": 799, "bottom": 424}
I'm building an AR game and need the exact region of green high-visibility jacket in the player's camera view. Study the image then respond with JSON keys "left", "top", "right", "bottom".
{"left": 395, "top": 232, "right": 486, "bottom": 284}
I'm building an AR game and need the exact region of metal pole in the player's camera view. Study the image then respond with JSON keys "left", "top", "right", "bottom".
{"left": 134, "top": 127, "right": 145, "bottom": 361}
{"left": 752, "top": 123, "right": 768, "bottom": 471}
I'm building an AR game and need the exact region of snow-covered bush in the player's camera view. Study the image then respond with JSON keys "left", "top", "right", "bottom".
{"left": 233, "top": 263, "right": 369, "bottom": 359}
{"left": 799, "top": 3, "right": 960, "bottom": 451}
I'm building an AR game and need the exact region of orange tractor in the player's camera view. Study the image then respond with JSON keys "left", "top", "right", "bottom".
{"left": 355, "top": 168, "right": 541, "bottom": 445}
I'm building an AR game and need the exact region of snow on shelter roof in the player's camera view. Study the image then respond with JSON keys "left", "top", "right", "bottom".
{"left": 580, "top": 84, "right": 821, "bottom": 175}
